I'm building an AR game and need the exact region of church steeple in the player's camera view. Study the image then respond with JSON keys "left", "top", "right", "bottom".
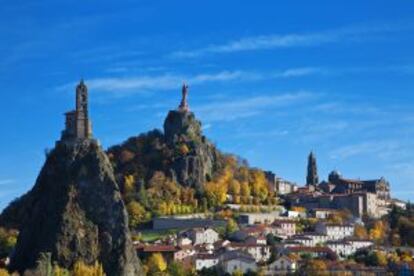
{"left": 61, "top": 79, "right": 92, "bottom": 141}
{"left": 306, "top": 151, "right": 319, "bottom": 186}
{"left": 178, "top": 83, "right": 189, "bottom": 112}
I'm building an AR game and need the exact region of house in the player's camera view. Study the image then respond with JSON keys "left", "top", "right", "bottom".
{"left": 284, "top": 246, "right": 336, "bottom": 259}
{"left": 241, "top": 224, "right": 271, "bottom": 237}
{"left": 344, "top": 238, "right": 374, "bottom": 252}
{"left": 194, "top": 253, "right": 219, "bottom": 271}
{"left": 309, "top": 208, "right": 338, "bottom": 219}
{"left": 174, "top": 245, "right": 195, "bottom": 261}
{"left": 219, "top": 250, "right": 257, "bottom": 274}
{"left": 245, "top": 235, "right": 267, "bottom": 245}
{"left": 238, "top": 212, "right": 280, "bottom": 225}
{"left": 326, "top": 241, "right": 353, "bottom": 258}
{"left": 177, "top": 237, "right": 192, "bottom": 246}
{"left": 228, "top": 230, "right": 249, "bottom": 242}
{"left": 315, "top": 222, "right": 354, "bottom": 240}
{"left": 288, "top": 235, "right": 313, "bottom": 247}
{"left": 267, "top": 256, "right": 297, "bottom": 274}
{"left": 181, "top": 227, "right": 220, "bottom": 245}
{"left": 286, "top": 210, "right": 306, "bottom": 219}
{"left": 228, "top": 242, "right": 271, "bottom": 263}
{"left": 271, "top": 219, "right": 296, "bottom": 237}
{"left": 265, "top": 171, "right": 298, "bottom": 195}
{"left": 136, "top": 244, "right": 177, "bottom": 262}
{"left": 301, "top": 233, "right": 329, "bottom": 246}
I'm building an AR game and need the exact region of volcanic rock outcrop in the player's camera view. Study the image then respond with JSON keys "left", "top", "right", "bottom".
{"left": 163, "top": 84, "right": 221, "bottom": 193}
{"left": 7, "top": 81, "right": 142, "bottom": 275}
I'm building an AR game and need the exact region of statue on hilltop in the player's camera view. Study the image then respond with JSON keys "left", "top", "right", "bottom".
{"left": 178, "top": 83, "right": 189, "bottom": 112}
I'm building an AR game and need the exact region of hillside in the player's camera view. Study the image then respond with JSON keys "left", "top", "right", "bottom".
{"left": 106, "top": 96, "right": 276, "bottom": 227}
{"left": 0, "top": 85, "right": 276, "bottom": 232}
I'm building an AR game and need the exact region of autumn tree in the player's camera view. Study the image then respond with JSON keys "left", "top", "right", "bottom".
{"left": 369, "top": 220, "right": 387, "bottom": 243}
{"left": 73, "top": 261, "right": 104, "bottom": 276}
{"left": 205, "top": 182, "right": 227, "bottom": 207}
{"left": 354, "top": 224, "right": 369, "bottom": 239}
{"left": 249, "top": 169, "right": 268, "bottom": 203}
{"left": 240, "top": 181, "right": 251, "bottom": 204}
{"left": 124, "top": 174, "right": 136, "bottom": 195}
{"left": 0, "top": 228, "right": 17, "bottom": 258}
{"left": 147, "top": 253, "right": 167, "bottom": 274}
{"left": 301, "top": 259, "right": 328, "bottom": 276}
{"left": 226, "top": 218, "right": 239, "bottom": 235}
{"left": 167, "top": 261, "right": 186, "bottom": 276}
{"left": 127, "top": 201, "right": 147, "bottom": 227}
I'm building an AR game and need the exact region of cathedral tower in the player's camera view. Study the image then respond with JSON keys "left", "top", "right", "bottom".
{"left": 306, "top": 151, "right": 319, "bottom": 186}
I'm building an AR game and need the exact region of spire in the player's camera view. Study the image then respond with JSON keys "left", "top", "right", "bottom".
{"left": 178, "top": 82, "right": 189, "bottom": 112}
{"left": 306, "top": 151, "right": 319, "bottom": 186}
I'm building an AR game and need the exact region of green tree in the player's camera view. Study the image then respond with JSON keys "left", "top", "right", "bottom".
{"left": 168, "top": 261, "right": 186, "bottom": 276}
{"left": 226, "top": 218, "right": 239, "bottom": 235}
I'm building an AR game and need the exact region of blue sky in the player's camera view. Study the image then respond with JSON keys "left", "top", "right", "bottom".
{"left": 1, "top": 1, "right": 414, "bottom": 210}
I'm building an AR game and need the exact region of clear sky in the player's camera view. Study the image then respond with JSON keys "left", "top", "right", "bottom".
{"left": 1, "top": 1, "right": 414, "bottom": 210}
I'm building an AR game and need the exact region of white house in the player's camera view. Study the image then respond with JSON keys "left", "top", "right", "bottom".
{"left": 271, "top": 220, "right": 296, "bottom": 237}
{"left": 267, "top": 256, "right": 297, "bottom": 274}
{"left": 194, "top": 254, "right": 219, "bottom": 271}
{"left": 310, "top": 208, "right": 338, "bottom": 219}
{"left": 289, "top": 235, "right": 314, "bottom": 247}
{"left": 245, "top": 235, "right": 267, "bottom": 245}
{"left": 239, "top": 212, "right": 281, "bottom": 225}
{"left": 326, "top": 241, "right": 353, "bottom": 258}
{"left": 302, "top": 233, "right": 329, "bottom": 246}
{"left": 183, "top": 227, "right": 220, "bottom": 245}
{"left": 286, "top": 210, "right": 306, "bottom": 218}
{"left": 228, "top": 243, "right": 271, "bottom": 263}
{"left": 315, "top": 222, "right": 354, "bottom": 240}
{"left": 220, "top": 251, "right": 257, "bottom": 274}
{"left": 177, "top": 237, "right": 192, "bottom": 247}
{"left": 174, "top": 245, "right": 195, "bottom": 261}
{"left": 345, "top": 238, "right": 374, "bottom": 252}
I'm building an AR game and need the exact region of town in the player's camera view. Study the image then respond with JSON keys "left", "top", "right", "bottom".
{"left": 0, "top": 81, "right": 412, "bottom": 276}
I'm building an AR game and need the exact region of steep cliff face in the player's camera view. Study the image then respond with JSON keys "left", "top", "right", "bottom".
{"left": 163, "top": 110, "right": 221, "bottom": 193}
{"left": 8, "top": 140, "right": 142, "bottom": 276}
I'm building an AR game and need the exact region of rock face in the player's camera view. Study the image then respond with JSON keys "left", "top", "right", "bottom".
{"left": 8, "top": 139, "right": 142, "bottom": 276}
{"left": 164, "top": 110, "right": 221, "bottom": 193}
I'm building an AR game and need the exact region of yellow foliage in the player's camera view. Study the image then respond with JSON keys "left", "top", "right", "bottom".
{"left": 147, "top": 253, "right": 167, "bottom": 273}
{"left": 127, "top": 201, "right": 147, "bottom": 227}
{"left": 73, "top": 261, "right": 104, "bottom": 276}
{"left": 240, "top": 181, "right": 251, "bottom": 198}
{"left": 229, "top": 180, "right": 241, "bottom": 195}
{"left": 303, "top": 259, "right": 328, "bottom": 276}
{"left": 374, "top": 251, "right": 388, "bottom": 266}
{"left": 179, "top": 144, "right": 190, "bottom": 155}
{"left": 354, "top": 224, "right": 368, "bottom": 239}
{"left": 249, "top": 169, "right": 268, "bottom": 201}
{"left": 205, "top": 181, "right": 227, "bottom": 206}
{"left": 291, "top": 206, "right": 306, "bottom": 212}
{"left": 0, "top": 269, "right": 8, "bottom": 276}
{"left": 232, "top": 270, "right": 243, "bottom": 276}
{"left": 369, "top": 220, "right": 387, "bottom": 241}
{"left": 124, "top": 174, "right": 135, "bottom": 194}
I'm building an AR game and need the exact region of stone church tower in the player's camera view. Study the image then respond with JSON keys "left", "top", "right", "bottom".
{"left": 61, "top": 80, "right": 92, "bottom": 141}
{"left": 306, "top": 151, "right": 319, "bottom": 186}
